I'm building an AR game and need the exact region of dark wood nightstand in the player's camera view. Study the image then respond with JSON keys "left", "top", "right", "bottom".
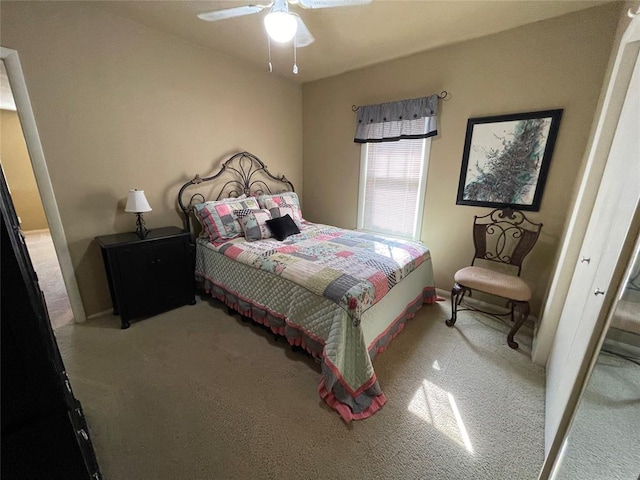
{"left": 96, "top": 226, "right": 195, "bottom": 329}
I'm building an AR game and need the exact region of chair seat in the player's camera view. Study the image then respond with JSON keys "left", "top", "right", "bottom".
{"left": 454, "top": 266, "right": 531, "bottom": 302}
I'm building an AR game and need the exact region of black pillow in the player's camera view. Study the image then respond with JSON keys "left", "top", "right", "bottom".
{"left": 266, "top": 214, "right": 300, "bottom": 241}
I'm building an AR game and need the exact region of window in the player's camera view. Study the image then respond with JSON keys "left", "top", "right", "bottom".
{"left": 353, "top": 94, "right": 439, "bottom": 240}
{"left": 357, "top": 121, "right": 431, "bottom": 240}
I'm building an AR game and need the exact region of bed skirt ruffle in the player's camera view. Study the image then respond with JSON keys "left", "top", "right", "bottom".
{"left": 197, "top": 274, "right": 436, "bottom": 422}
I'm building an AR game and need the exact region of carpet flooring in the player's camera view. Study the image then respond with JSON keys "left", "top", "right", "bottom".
{"left": 54, "top": 295, "right": 545, "bottom": 480}
{"left": 554, "top": 337, "right": 640, "bottom": 479}
{"left": 23, "top": 229, "right": 73, "bottom": 329}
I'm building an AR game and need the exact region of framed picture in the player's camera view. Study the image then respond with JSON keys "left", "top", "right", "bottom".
{"left": 456, "top": 109, "right": 563, "bottom": 211}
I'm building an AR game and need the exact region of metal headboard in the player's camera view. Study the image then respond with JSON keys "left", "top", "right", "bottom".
{"left": 177, "top": 151, "right": 295, "bottom": 235}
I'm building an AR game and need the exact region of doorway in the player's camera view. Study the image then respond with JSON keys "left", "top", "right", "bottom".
{"left": 1, "top": 48, "right": 85, "bottom": 325}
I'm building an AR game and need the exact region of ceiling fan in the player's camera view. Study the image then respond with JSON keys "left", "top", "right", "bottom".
{"left": 197, "top": 0, "right": 372, "bottom": 74}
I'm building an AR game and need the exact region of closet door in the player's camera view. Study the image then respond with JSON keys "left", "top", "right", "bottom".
{"left": 544, "top": 50, "right": 640, "bottom": 456}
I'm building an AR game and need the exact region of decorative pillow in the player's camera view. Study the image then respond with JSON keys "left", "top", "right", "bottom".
{"left": 269, "top": 204, "right": 303, "bottom": 229}
{"left": 233, "top": 208, "right": 253, "bottom": 217}
{"left": 233, "top": 209, "right": 273, "bottom": 242}
{"left": 257, "top": 192, "right": 300, "bottom": 210}
{"left": 194, "top": 196, "right": 260, "bottom": 242}
{"left": 193, "top": 195, "right": 247, "bottom": 238}
{"left": 265, "top": 214, "right": 301, "bottom": 241}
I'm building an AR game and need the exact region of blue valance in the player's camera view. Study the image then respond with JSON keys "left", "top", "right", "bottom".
{"left": 354, "top": 94, "right": 438, "bottom": 143}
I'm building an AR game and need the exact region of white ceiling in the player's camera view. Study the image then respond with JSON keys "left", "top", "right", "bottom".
{"left": 99, "top": 1, "right": 612, "bottom": 84}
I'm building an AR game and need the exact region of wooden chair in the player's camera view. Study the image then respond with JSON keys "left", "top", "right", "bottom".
{"left": 446, "top": 208, "right": 542, "bottom": 349}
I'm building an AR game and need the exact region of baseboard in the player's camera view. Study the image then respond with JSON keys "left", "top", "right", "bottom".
{"left": 86, "top": 309, "right": 112, "bottom": 320}
{"left": 435, "top": 287, "right": 449, "bottom": 299}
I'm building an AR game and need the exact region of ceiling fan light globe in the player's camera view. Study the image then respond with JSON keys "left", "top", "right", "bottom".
{"left": 264, "top": 11, "right": 298, "bottom": 43}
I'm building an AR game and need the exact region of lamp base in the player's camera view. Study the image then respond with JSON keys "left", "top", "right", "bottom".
{"left": 135, "top": 213, "right": 149, "bottom": 240}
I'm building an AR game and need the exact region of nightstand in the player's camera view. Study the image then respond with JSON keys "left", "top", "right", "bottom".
{"left": 96, "top": 226, "right": 195, "bottom": 329}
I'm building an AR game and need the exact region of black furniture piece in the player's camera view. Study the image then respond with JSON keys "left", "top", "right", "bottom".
{"left": 446, "top": 208, "right": 542, "bottom": 349}
{"left": 1, "top": 169, "right": 102, "bottom": 479}
{"left": 96, "top": 226, "right": 195, "bottom": 329}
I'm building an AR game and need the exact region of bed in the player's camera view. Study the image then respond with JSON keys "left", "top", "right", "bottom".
{"left": 178, "top": 152, "right": 438, "bottom": 421}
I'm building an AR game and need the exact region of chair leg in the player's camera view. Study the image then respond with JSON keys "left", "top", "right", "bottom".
{"left": 507, "top": 301, "right": 530, "bottom": 349}
{"left": 446, "top": 283, "right": 464, "bottom": 327}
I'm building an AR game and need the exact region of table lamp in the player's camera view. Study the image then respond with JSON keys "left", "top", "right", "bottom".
{"left": 125, "top": 189, "right": 152, "bottom": 239}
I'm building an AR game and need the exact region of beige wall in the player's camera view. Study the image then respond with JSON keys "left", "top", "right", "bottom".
{"left": 1, "top": 1, "right": 303, "bottom": 317}
{"left": 1, "top": 109, "right": 48, "bottom": 230}
{"left": 302, "top": 3, "right": 622, "bottom": 315}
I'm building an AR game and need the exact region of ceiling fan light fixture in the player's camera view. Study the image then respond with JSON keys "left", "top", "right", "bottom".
{"left": 264, "top": 10, "right": 298, "bottom": 43}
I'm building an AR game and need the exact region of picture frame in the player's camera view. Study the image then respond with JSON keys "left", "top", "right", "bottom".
{"left": 456, "top": 109, "right": 563, "bottom": 211}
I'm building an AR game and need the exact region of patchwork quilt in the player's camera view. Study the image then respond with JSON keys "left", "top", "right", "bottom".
{"left": 196, "top": 223, "right": 437, "bottom": 421}
{"left": 211, "top": 223, "right": 429, "bottom": 325}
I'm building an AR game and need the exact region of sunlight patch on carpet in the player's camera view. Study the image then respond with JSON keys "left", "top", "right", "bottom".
{"left": 408, "top": 379, "right": 474, "bottom": 454}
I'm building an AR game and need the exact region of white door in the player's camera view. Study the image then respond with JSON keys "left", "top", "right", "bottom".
{"left": 544, "top": 49, "right": 640, "bottom": 455}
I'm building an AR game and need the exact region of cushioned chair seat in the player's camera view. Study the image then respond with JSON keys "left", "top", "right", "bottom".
{"left": 454, "top": 266, "right": 531, "bottom": 302}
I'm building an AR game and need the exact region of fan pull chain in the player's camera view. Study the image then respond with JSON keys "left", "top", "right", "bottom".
{"left": 267, "top": 36, "right": 273, "bottom": 73}
{"left": 293, "top": 35, "right": 298, "bottom": 75}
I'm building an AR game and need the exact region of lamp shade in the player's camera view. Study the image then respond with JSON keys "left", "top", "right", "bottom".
{"left": 124, "top": 189, "right": 152, "bottom": 213}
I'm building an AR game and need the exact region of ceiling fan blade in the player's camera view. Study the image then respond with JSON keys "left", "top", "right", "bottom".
{"left": 197, "top": 5, "right": 268, "bottom": 22}
{"left": 297, "top": 0, "right": 371, "bottom": 9}
{"left": 294, "top": 16, "right": 315, "bottom": 47}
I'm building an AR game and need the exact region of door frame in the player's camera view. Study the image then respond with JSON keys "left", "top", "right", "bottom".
{"left": 1, "top": 47, "right": 86, "bottom": 322}
{"left": 542, "top": 215, "right": 640, "bottom": 479}
{"left": 533, "top": 8, "right": 640, "bottom": 366}
{"left": 538, "top": 9, "right": 640, "bottom": 479}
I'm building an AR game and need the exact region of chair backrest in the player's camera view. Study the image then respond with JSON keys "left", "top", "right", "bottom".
{"left": 470, "top": 208, "right": 542, "bottom": 276}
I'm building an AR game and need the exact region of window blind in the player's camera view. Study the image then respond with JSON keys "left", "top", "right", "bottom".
{"left": 359, "top": 127, "right": 429, "bottom": 239}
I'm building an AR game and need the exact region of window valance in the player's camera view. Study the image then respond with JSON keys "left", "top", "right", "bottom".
{"left": 354, "top": 94, "right": 438, "bottom": 144}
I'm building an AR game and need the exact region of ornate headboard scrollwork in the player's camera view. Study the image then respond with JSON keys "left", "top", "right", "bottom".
{"left": 177, "top": 151, "right": 295, "bottom": 236}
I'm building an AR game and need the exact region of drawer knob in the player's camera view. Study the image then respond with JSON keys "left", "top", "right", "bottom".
{"left": 580, "top": 257, "right": 590, "bottom": 264}
{"left": 594, "top": 288, "right": 605, "bottom": 296}
{"left": 78, "top": 429, "right": 89, "bottom": 441}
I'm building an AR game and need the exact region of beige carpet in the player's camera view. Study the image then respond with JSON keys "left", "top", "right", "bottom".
{"left": 555, "top": 339, "right": 640, "bottom": 479}
{"left": 23, "top": 229, "right": 73, "bottom": 329}
{"left": 54, "top": 296, "right": 545, "bottom": 480}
